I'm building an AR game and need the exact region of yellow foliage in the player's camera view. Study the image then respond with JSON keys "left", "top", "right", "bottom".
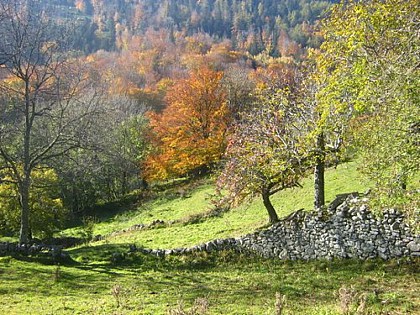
{"left": 0, "top": 167, "right": 66, "bottom": 238}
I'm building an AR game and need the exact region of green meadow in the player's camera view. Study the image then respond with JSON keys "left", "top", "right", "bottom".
{"left": 1, "top": 161, "right": 419, "bottom": 314}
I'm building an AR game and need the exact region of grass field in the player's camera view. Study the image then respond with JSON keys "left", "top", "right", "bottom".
{"left": 62, "top": 161, "right": 371, "bottom": 249}
{"left": 1, "top": 161, "right": 419, "bottom": 314}
{"left": 1, "top": 252, "right": 418, "bottom": 314}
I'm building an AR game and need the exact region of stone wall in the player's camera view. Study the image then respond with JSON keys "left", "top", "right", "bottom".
{"left": 135, "top": 193, "right": 419, "bottom": 260}
{"left": 0, "top": 242, "right": 68, "bottom": 260}
{"left": 1, "top": 193, "right": 418, "bottom": 261}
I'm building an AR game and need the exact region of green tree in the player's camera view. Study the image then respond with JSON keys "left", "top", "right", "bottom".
{"left": 0, "top": 1, "right": 101, "bottom": 243}
{"left": 315, "top": 0, "right": 419, "bottom": 213}
{"left": 0, "top": 167, "right": 66, "bottom": 239}
{"left": 218, "top": 85, "right": 312, "bottom": 224}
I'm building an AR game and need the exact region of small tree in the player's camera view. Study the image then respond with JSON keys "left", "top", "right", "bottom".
{"left": 218, "top": 87, "right": 312, "bottom": 224}
{"left": 0, "top": 167, "right": 66, "bottom": 239}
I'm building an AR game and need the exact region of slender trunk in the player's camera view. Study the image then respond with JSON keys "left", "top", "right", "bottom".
{"left": 314, "top": 132, "right": 325, "bottom": 210}
{"left": 19, "top": 171, "right": 31, "bottom": 244}
{"left": 262, "top": 188, "right": 279, "bottom": 224}
{"left": 122, "top": 171, "right": 127, "bottom": 196}
{"left": 19, "top": 79, "right": 32, "bottom": 244}
{"left": 72, "top": 182, "right": 79, "bottom": 213}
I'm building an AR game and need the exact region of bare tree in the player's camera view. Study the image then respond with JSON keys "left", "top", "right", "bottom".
{"left": 0, "top": 1, "right": 101, "bottom": 243}
{"left": 53, "top": 95, "right": 149, "bottom": 212}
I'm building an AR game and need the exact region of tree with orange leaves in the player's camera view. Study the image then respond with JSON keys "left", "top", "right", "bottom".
{"left": 144, "top": 67, "right": 230, "bottom": 181}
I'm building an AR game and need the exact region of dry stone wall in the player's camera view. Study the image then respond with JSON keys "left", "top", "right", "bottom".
{"left": 0, "top": 242, "right": 68, "bottom": 260}
{"left": 1, "top": 193, "right": 418, "bottom": 262}
{"left": 135, "top": 193, "right": 419, "bottom": 260}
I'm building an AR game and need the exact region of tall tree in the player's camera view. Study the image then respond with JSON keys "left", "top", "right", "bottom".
{"left": 0, "top": 1, "right": 101, "bottom": 243}
{"left": 303, "top": 69, "right": 345, "bottom": 210}
{"left": 145, "top": 66, "right": 230, "bottom": 181}
{"left": 315, "top": 0, "right": 419, "bottom": 214}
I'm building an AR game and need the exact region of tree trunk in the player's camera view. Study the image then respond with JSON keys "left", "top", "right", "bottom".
{"left": 121, "top": 170, "right": 127, "bottom": 196}
{"left": 262, "top": 189, "right": 279, "bottom": 224}
{"left": 19, "top": 176, "right": 31, "bottom": 244}
{"left": 19, "top": 79, "right": 33, "bottom": 244}
{"left": 314, "top": 132, "right": 325, "bottom": 210}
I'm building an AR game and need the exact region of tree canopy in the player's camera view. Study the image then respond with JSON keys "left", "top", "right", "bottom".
{"left": 144, "top": 67, "right": 230, "bottom": 181}
{"left": 218, "top": 65, "right": 313, "bottom": 223}
{"left": 315, "top": 0, "right": 419, "bottom": 213}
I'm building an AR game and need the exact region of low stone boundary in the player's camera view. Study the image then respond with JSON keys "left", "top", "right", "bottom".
{"left": 130, "top": 194, "right": 419, "bottom": 260}
{"left": 1, "top": 194, "right": 418, "bottom": 262}
{"left": 0, "top": 242, "right": 69, "bottom": 260}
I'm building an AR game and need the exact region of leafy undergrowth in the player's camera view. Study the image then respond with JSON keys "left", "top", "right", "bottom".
{"left": 0, "top": 253, "right": 418, "bottom": 314}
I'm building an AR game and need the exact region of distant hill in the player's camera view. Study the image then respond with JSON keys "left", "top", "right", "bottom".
{"left": 37, "top": 0, "right": 338, "bottom": 55}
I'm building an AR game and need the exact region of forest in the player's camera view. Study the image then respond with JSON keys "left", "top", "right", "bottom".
{"left": 0, "top": 0, "right": 418, "bottom": 245}
{"left": 0, "top": 1, "right": 419, "bottom": 314}
{"left": 56, "top": 0, "right": 336, "bottom": 55}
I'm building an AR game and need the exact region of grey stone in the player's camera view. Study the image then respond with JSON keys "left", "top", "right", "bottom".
{"left": 124, "top": 197, "right": 418, "bottom": 263}
{"left": 407, "top": 241, "right": 420, "bottom": 252}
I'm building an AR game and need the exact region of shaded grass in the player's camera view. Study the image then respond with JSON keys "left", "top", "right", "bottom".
{"left": 0, "top": 253, "right": 418, "bottom": 314}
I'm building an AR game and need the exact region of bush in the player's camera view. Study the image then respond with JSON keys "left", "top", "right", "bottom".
{"left": 0, "top": 167, "right": 67, "bottom": 239}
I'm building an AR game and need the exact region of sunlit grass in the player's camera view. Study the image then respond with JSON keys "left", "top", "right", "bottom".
{"left": 0, "top": 253, "right": 418, "bottom": 314}
{"left": 76, "top": 161, "right": 370, "bottom": 249}
{"left": 1, "top": 161, "right": 419, "bottom": 314}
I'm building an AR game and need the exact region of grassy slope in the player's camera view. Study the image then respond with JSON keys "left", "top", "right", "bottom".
{"left": 64, "top": 161, "right": 370, "bottom": 249}
{"left": 1, "top": 161, "right": 419, "bottom": 314}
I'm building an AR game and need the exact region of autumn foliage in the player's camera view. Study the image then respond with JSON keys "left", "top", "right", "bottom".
{"left": 144, "top": 67, "right": 230, "bottom": 181}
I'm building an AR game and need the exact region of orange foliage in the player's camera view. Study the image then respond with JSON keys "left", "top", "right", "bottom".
{"left": 251, "top": 61, "right": 299, "bottom": 92}
{"left": 144, "top": 67, "right": 230, "bottom": 181}
{"left": 74, "top": 0, "right": 86, "bottom": 12}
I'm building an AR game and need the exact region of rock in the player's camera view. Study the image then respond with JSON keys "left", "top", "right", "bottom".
{"left": 92, "top": 235, "right": 103, "bottom": 242}
{"left": 128, "top": 244, "right": 137, "bottom": 252}
{"left": 111, "top": 252, "right": 125, "bottom": 263}
{"left": 407, "top": 240, "right": 420, "bottom": 252}
{"left": 391, "top": 222, "right": 400, "bottom": 232}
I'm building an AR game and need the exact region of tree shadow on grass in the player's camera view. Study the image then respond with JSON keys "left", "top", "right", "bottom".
{"left": 65, "top": 193, "right": 145, "bottom": 229}
{"left": 2, "top": 245, "right": 418, "bottom": 313}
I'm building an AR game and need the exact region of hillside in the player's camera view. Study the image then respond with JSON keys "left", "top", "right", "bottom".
{"left": 34, "top": 0, "right": 337, "bottom": 54}
{"left": 61, "top": 161, "right": 369, "bottom": 250}
{"left": 0, "top": 1, "right": 418, "bottom": 312}
{"left": 0, "top": 161, "right": 419, "bottom": 314}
